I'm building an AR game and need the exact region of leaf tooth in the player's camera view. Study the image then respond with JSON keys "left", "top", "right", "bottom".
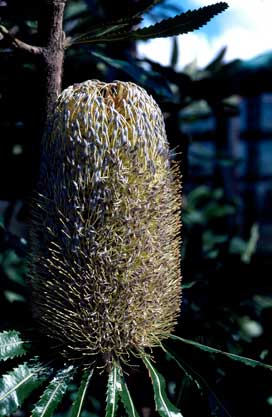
{"left": 31, "top": 365, "right": 74, "bottom": 417}
{"left": 105, "top": 365, "right": 121, "bottom": 417}
{"left": 142, "top": 355, "right": 184, "bottom": 417}
{"left": 0, "top": 361, "right": 47, "bottom": 417}
{"left": 69, "top": 368, "right": 94, "bottom": 417}
{"left": 117, "top": 367, "right": 140, "bottom": 417}
{"left": 0, "top": 330, "right": 28, "bottom": 362}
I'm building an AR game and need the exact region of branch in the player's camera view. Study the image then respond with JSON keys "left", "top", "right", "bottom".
{"left": 1, "top": 1, "right": 67, "bottom": 134}
{"left": 38, "top": 0, "right": 67, "bottom": 129}
{"left": 0, "top": 25, "right": 43, "bottom": 55}
{"left": 0, "top": 0, "right": 67, "bottom": 145}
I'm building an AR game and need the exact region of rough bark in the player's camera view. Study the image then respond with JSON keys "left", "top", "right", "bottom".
{"left": 38, "top": 0, "right": 67, "bottom": 132}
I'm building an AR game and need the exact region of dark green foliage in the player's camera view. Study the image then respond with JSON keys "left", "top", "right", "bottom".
{"left": 126, "top": 3, "right": 228, "bottom": 40}
{"left": 105, "top": 366, "right": 120, "bottom": 417}
{"left": 0, "top": 362, "right": 46, "bottom": 416}
{"left": 118, "top": 370, "right": 140, "bottom": 417}
{"left": 184, "top": 48, "right": 272, "bottom": 100}
{"left": 143, "top": 356, "right": 184, "bottom": 417}
{"left": 0, "top": 330, "right": 27, "bottom": 361}
{"left": 92, "top": 52, "right": 174, "bottom": 99}
{"left": 68, "top": 16, "right": 141, "bottom": 46}
{"left": 105, "top": 364, "right": 141, "bottom": 417}
{"left": 170, "top": 37, "right": 179, "bottom": 69}
{"left": 69, "top": 369, "right": 94, "bottom": 417}
{"left": 70, "top": 3, "right": 228, "bottom": 44}
{"left": 170, "top": 335, "right": 272, "bottom": 371}
{"left": 31, "top": 366, "right": 74, "bottom": 417}
{"left": 164, "top": 348, "right": 233, "bottom": 417}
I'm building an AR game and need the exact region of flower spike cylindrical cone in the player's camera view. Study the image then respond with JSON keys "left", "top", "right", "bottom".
{"left": 29, "top": 80, "right": 182, "bottom": 364}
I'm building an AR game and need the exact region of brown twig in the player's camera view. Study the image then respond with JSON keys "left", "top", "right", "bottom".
{"left": 0, "top": 25, "right": 43, "bottom": 55}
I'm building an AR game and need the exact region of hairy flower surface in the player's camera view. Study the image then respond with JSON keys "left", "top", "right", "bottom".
{"left": 29, "top": 80, "right": 181, "bottom": 363}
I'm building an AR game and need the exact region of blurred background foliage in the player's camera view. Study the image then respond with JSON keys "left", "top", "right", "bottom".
{"left": 0, "top": 0, "right": 272, "bottom": 416}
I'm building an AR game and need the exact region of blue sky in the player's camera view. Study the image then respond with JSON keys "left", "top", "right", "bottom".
{"left": 137, "top": 0, "right": 272, "bottom": 68}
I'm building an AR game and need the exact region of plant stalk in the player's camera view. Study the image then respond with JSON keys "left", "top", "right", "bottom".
{"left": 38, "top": 0, "right": 67, "bottom": 134}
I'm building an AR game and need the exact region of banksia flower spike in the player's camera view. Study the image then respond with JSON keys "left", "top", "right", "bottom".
{"left": 29, "top": 80, "right": 182, "bottom": 368}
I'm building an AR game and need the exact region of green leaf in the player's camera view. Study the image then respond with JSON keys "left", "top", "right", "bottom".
{"left": 105, "top": 365, "right": 120, "bottom": 417}
{"left": 142, "top": 355, "right": 184, "bottom": 417}
{"left": 0, "top": 330, "right": 28, "bottom": 361}
{"left": 117, "top": 368, "right": 140, "bottom": 417}
{"left": 130, "top": 2, "right": 228, "bottom": 40}
{"left": 170, "top": 37, "right": 179, "bottom": 69}
{"left": 170, "top": 335, "right": 272, "bottom": 371}
{"left": 71, "top": 3, "right": 228, "bottom": 44}
{"left": 204, "top": 46, "right": 227, "bottom": 73}
{"left": 4, "top": 290, "right": 26, "bottom": 303}
{"left": 241, "top": 223, "right": 259, "bottom": 263}
{"left": 0, "top": 362, "right": 46, "bottom": 416}
{"left": 69, "top": 16, "right": 140, "bottom": 46}
{"left": 69, "top": 369, "right": 94, "bottom": 417}
{"left": 31, "top": 365, "right": 74, "bottom": 417}
{"left": 69, "top": 0, "right": 162, "bottom": 45}
{"left": 105, "top": 365, "right": 140, "bottom": 417}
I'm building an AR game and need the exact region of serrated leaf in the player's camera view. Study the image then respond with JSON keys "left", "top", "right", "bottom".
{"left": 69, "top": 16, "right": 140, "bottom": 46}
{"left": 105, "top": 365, "right": 120, "bottom": 417}
{"left": 170, "top": 335, "right": 272, "bottom": 371}
{"left": 74, "top": 3, "right": 228, "bottom": 44}
{"left": 130, "top": 3, "right": 228, "bottom": 40}
{"left": 69, "top": 369, "right": 94, "bottom": 417}
{"left": 31, "top": 365, "right": 74, "bottom": 417}
{"left": 117, "top": 368, "right": 140, "bottom": 417}
{"left": 142, "top": 355, "right": 183, "bottom": 417}
{"left": 0, "top": 362, "right": 46, "bottom": 416}
{"left": 0, "top": 330, "right": 28, "bottom": 361}
{"left": 69, "top": 0, "right": 161, "bottom": 44}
